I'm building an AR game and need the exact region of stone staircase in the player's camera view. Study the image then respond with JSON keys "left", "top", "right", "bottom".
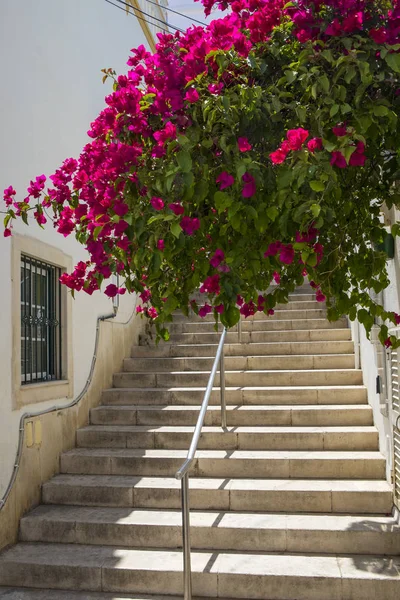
{"left": 1, "top": 288, "right": 400, "bottom": 599}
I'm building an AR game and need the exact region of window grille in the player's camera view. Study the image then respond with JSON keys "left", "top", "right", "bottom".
{"left": 20, "top": 255, "right": 62, "bottom": 384}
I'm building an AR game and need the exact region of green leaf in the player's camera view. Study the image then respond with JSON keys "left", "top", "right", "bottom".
{"left": 330, "top": 104, "right": 340, "bottom": 117}
{"left": 306, "top": 252, "right": 318, "bottom": 267}
{"left": 319, "top": 76, "right": 329, "bottom": 93}
{"left": 309, "top": 181, "right": 325, "bottom": 192}
{"left": 310, "top": 203, "right": 321, "bottom": 217}
{"left": 214, "top": 191, "right": 233, "bottom": 213}
{"left": 373, "top": 105, "right": 389, "bottom": 117}
{"left": 176, "top": 150, "right": 192, "bottom": 173}
{"left": 267, "top": 206, "right": 279, "bottom": 221}
{"left": 285, "top": 70, "right": 296, "bottom": 84}
{"left": 171, "top": 221, "right": 182, "bottom": 238}
{"left": 385, "top": 52, "right": 400, "bottom": 73}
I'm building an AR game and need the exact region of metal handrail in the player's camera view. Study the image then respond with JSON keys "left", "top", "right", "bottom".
{"left": 175, "top": 325, "right": 228, "bottom": 600}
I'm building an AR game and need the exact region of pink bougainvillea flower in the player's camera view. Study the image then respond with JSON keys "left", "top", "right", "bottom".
{"left": 3, "top": 186, "right": 16, "bottom": 206}
{"left": 307, "top": 137, "right": 323, "bottom": 153}
{"left": 236, "top": 295, "right": 244, "bottom": 306}
{"left": 136, "top": 306, "right": 144, "bottom": 314}
{"left": 208, "top": 82, "right": 224, "bottom": 95}
{"left": 316, "top": 289, "right": 326, "bottom": 302}
{"left": 370, "top": 27, "right": 387, "bottom": 44}
{"left": 343, "top": 11, "right": 363, "bottom": 33}
{"left": 349, "top": 141, "right": 367, "bottom": 167}
{"left": 330, "top": 151, "right": 347, "bottom": 169}
{"left": 140, "top": 289, "right": 151, "bottom": 303}
{"left": 210, "top": 248, "right": 225, "bottom": 268}
{"left": 104, "top": 284, "right": 119, "bottom": 298}
{"left": 34, "top": 211, "right": 47, "bottom": 225}
{"left": 184, "top": 88, "right": 200, "bottom": 103}
{"left": 269, "top": 148, "right": 288, "bottom": 164}
{"left": 215, "top": 303, "right": 224, "bottom": 314}
{"left": 169, "top": 202, "right": 184, "bottom": 215}
{"left": 384, "top": 337, "right": 393, "bottom": 348}
{"left": 147, "top": 307, "right": 158, "bottom": 319}
{"left": 286, "top": 128, "right": 309, "bottom": 151}
{"left": 279, "top": 244, "right": 295, "bottom": 265}
{"left": 242, "top": 172, "right": 256, "bottom": 198}
{"left": 216, "top": 171, "right": 234, "bottom": 190}
{"left": 199, "top": 303, "right": 213, "bottom": 317}
{"left": 180, "top": 216, "right": 200, "bottom": 235}
{"left": 325, "top": 18, "right": 342, "bottom": 37}
{"left": 157, "top": 239, "right": 165, "bottom": 251}
{"left": 150, "top": 196, "right": 164, "bottom": 211}
{"left": 200, "top": 274, "right": 220, "bottom": 295}
{"left": 240, "top": 301, "right": 256, "bottom": 318}
{"left": 395, "top": 313, "right": 400, "bottom": 325}
{"left": 264, "top": 241, "right": 282, "bottom": 257}
{"left": 273, "top": 271, "right": 281, "bottom": 284}
{"left": 238, "top": 137, "right": 252, "bottom": 152}
{"left": 268, "top": 309, "right": 275, "bottom": 316}
{"left": 332, "top": 124, "right": 347, "bottom": 137}
{"left": 3, "top": 228, "right": 12, "bottom": 238}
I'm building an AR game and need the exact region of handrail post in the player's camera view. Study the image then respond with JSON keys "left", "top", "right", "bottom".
{"left": 220, "top": 341, "right": 226, "bottom": 429}
{"left": 181, "top": 473, "right": 192, "bottom": 600}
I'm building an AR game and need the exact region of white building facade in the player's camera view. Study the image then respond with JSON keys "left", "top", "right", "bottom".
{"left": 0, "top": 0, "right": 162, "bottom": 504}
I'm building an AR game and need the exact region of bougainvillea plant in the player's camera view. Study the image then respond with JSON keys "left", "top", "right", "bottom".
{"left": 4, "top": 0, "right": 400, "bottom": 345}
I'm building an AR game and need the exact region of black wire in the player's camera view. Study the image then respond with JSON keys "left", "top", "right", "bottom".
{"left": 109, "top": 0, "right": 185, "bottom": 32}
{"left": 105, "top": 0, "right": 170, "bottom": 33}
{"left": 131, "top": 0, "right": 207, "bottom": 26}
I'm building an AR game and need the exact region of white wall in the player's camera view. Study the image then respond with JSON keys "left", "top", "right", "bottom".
{"left": 0, "top": 0, "right": 150, "bottom": 493}
{"left": 352, "top": 215, "right": 400, "bottom": 481}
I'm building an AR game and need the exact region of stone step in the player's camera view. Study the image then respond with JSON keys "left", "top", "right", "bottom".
{"left": 0, "top": 591, "right": 222, "bottom": 600}
{"left": 77, "top": 425, "right": 378, "bottom": 451}
{"left": 20, "top": 506, "right": 400, "bottom": 555}
{"left": 146, "top": 328, "right": 352, "bottom": 345}
{"left": 172, "top": 306, "right": 326, "bottom": 322}
{"left": 131, "top": 340, "right": 355, "bottom": 358}
{"left": 101, "top": 385, "right": 367, "bottom": 406}
{"left": 60, "top": 448, "right": 386, "bottom": 479}
{"left": 92, "top": 403, "right": 372, "bottom": 426}
{"left": 113, "top": 369, "right": 363, "bottom": 389}
{"left": 1, "top": 543, "right": 399, "bottom": 599}
{"left": 42, "top": 474, "right": 393, "bottom": 513}
{"left": 167, "top": 317, "right": 346, "bottom": 334}
{"left": 123, "top": 354, "right": 355, "bottom": 373}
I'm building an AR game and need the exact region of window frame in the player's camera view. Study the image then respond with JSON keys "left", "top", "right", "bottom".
{"left": 12, "top": 234, "right": 73, "bottom": 409}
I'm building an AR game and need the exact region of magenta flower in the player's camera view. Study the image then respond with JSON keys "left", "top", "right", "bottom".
{"left": 180, "top": 216, "right": 200, "bottom": 235}
{"left": 332, "top": 125, "right": 347, "bottom": 137}
{"left": 279, "top": 244, "right": 295, "bottom": 265}
{"left": 4, "top": 228, "right": 11, "bottom": 238}
{"left": 273, "top": 271, "right": 281, "bottom": 284}
{"left": 147, "top": 307, "right": 158, "bottom": 319}
{"left": 307, "top": 138, "right": 323, "bottom": 153}
{"left": 210, "top": 248, "right": 225, "bottom": 268}
{"left": 316, "top": 290, "right": 326, "bottom": 302}
{"left": 349, "top": 141, "right": 367, "bottom": 167}
{"left": 286, "top": 128, "right": 309, "bottom": 151}
{"left": 169, "top": 202, "right": 184, "bottom": 215}
{"left": 157, "top": 239, "right": 165, "bottom": 251}
{"left": 3, "top": 186, "right": 16, "bottom": 206}
{"left": 370, "top": 27, "right": 387, "bottom": 44}
{"left": 150, "top": 196, "right": 164, "bottom": 211}
{"left": 216, "top": 171, "right": 234, "bottom": 190}
{"left": 184, "top": 88, "right": 200, "bottom": 103}
{"left": 385, "top": 337, "right": 393, "bottom": 348}
{"left": 264, "top": 242, "right": 282, "bottom": 257}
{"left": 269, "top": 148, "right": 287, "bottom": 164}
{"left": 199, "top": 303, "right": 212, "bottom": 318}
{"left": 104, "top": 284, "right": 118, "bottom": 298}
{"left": 215, "top": 303, "right": 224, "bottom": 314}
{"left": 238, "top": 137, "right": 252, "bottom": 152}
{"left": 34, "top": 211, "right": 47, "bottom": 225}
{"left": 208, "top": 83, "right": 224, "bottom": 95}
{"left": 200, "top": 274, "right": 220, "bottom": 295}
{"left": 242, "top": 172, "right": 256, "bottom": 198}
{"left": 330, "top": 151, "right": 347, "bottom": 169}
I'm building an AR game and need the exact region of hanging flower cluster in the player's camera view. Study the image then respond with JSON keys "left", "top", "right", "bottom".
{"left": 3, "top": 0, "right": 400, "bottom": 345}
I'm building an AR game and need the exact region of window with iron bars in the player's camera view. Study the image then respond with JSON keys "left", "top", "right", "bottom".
{"left": 20, "top": 254, "right": 62, "bottom": 384}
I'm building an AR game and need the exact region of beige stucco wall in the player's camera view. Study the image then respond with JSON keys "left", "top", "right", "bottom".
{"left": 0, "top": 312, "right": 144, "bottom": 551}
